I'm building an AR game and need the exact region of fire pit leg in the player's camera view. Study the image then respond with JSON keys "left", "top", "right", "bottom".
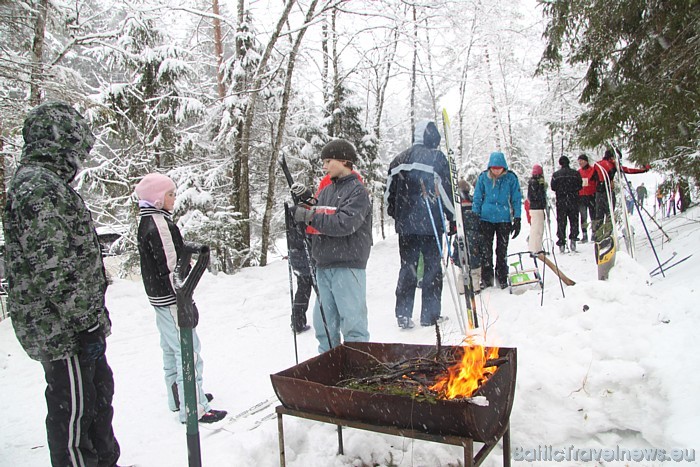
{"left": 503, "top": 424, "right": 511, "bottom": 467}
{"left": 277, "top": 411, "right": 286, "bottom": 467}
{"left": 463, "top": 439, "right": 474, "bottom": 467}
{"left": 337, "top": 426, "right": 344, "bottom": 455}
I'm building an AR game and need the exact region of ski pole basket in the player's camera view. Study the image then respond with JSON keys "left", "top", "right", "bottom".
{"left": 506, "top": 251, "right": 543, "bottom": 295}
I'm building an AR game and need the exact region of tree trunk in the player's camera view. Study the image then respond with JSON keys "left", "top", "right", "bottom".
{"left": 29, "top": 0, "right": 49, "bottom": 106}
{"left": 330, "top": 8, "right": 340, "bottom": 137}
{"left": 372, "top": 28, "right": 398, "bottom": 241}
{"left": 457, "top": 13, "right": 477, "bottom": 168}
{"left": 321, "top": 12, "right": 329, "bottom": 106}
{"left": 212, "top": 0, "right": 226, "bottom": 100}
{"left": 483, "top": 46, "right": 502, "bottom": 150}
{"left": 260, "top": 0, "right": 320, "bottom": 266}
{"left": 238, "top": 0, "right": 296, "bottom": 263}
{"left": 409, "top": 4, "right": 417, "bottom": 132}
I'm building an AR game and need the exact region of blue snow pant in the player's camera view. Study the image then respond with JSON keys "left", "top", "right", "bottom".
{"left": 313, "top": 268, "right": 369, "bottom": 353}
{"left": 395, "top": 234, "right": 443, "bottom": 326}
{"left": 153, "top": 305, "right": 210, "bottom": 422}
{"left": 42, "top": 354, "right": 120, "bottom": 467}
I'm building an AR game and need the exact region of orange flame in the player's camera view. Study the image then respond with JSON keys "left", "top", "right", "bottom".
{"left": 430, "top": 346, "right": 500, "bottom": 399}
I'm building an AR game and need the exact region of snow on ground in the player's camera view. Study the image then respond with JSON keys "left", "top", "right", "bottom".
{"left": 1, "top": 203, "right": 699, "bottom": 466}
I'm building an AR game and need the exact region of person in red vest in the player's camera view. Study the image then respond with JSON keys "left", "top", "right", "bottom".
{"left": 591, "top": 148, "right": 650, "bottom": 239}
{"left": 577, "top": 154, "right": 597, "bottom": 242}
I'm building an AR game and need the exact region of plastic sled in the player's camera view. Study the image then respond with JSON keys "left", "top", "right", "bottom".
{"left": 506, "top": 252, "right": 543, "bottom": 294}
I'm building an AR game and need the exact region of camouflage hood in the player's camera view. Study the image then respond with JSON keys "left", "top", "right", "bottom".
{"left": 21, "top": 101, "right": 95, "bottom": 183}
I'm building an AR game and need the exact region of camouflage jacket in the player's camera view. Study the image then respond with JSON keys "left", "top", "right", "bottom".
{"left": 3, "top": 102, "right": 111, "bottom": 362}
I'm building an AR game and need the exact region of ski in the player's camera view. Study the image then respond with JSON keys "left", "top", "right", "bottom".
{"left": 650, "top": 254, "right": 692, "bottom": 277}
{"left": 593, "top": 161, "right": 618, "bottom": 280}
{"left": 441, "top": 109, "right": 478, "bottom": 332}
{"left": 229, "top": 396, "right": 277, "bottom": 422}
{"left": 536, "top": 253, "right": 576, "bottom": 286}
{"left": 200, "top": 396, "right": 278, "bottom": 433}
{"left": 613, "top": 148, "right": 635, "bottom": 258}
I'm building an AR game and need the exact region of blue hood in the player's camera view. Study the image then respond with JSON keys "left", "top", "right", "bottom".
{"left": 487, "top": 151, "right": 508, "bottom": 170}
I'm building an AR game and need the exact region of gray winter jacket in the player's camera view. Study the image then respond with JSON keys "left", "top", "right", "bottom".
{"left": 307, "top": 173, "right": 372, "bottom": 269}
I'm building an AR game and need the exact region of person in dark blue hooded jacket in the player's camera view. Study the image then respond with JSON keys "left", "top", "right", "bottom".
{"left": 472, "top": 151, "right": 522, "bottom": 289}
{"left": 385, "top": 120, "right": 455, "bottom": 328}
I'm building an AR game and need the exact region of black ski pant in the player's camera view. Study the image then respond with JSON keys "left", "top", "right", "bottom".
{"left": 41, "top": 354, "right": 120, "bottom": 467}
{"left": 578, "top": 195, "right": 595, "bottom": 239}
{"left": 395, "top": 234, "right": 442, "bottom": 325}
{"left": 480, "top": 221, "right": 511, "bottom": 286}
{"left": 555, "top": 198, "right": 580, "bottom": 245}
{"left": 292, "top": 273, "right": 312, "bottom": 331}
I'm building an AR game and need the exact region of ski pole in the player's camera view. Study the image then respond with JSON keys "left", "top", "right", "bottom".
{"left": 420, "top": 179, "right": 468, "bottom": 335}
{"left": 283, "top": 204, "right": 301, "bottom": 363}
{"left": 279, "top": 156, "right": 333, "bottom": 350}
{"left": 617, "top": 163, "right": 667, "bottom": 277}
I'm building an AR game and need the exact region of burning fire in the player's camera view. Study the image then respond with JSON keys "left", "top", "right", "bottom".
{"left": 430, "top": 346, "right": 500, "bottom": 399}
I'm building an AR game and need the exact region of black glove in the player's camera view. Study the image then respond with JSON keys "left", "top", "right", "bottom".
{"left": 78, "top": 322, "right": 106, "bottom": 361}
{"left": 447, "top": 220, "right": 457, "bottom": 236}
{"left": 511, "top": 218, "right": 521, "bottom": 239}
{"left": 290, "top": 204, "right": 314, "bottom": 224}
{"left": 290, "top": 182, "right": 316, "bottom": 206}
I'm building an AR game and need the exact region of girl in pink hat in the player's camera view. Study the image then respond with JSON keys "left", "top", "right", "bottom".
{"left": 134, "top": 173, "right": 227, "bottom": 424}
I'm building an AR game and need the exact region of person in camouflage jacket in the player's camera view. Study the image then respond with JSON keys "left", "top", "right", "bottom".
{"left": 3, "top": 101, "right": 120, "bottom": 466}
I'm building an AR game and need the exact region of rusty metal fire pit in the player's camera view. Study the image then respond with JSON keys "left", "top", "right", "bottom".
{"left": 271, "top": 342, "right": 516, "bottom": 465}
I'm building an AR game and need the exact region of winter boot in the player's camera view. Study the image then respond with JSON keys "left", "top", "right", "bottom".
{"left": 481, "top": 269, "right": 494, "bottom": 288}
{"left": 559, "top": 244, "right": 566, "bottom": 254}
{"left": 455, "top": 270, "right": 465, "bottom": 295}
{"left": 570, "top": 240, "right": 577, "bottom": 252}
{"left": 172, "top": 384, "right": 213, "bottom": 412}
{"left": 397, "top": 316, "right": 415, "bottom": 329}
{"left": 581, "top": 232, "right": 588, "bottom": 243}
{"left": 470, "top": 268, "right": 482, "bottom": 294}
{"left": 198, "top": 409, "right": 227, "bottom": 424}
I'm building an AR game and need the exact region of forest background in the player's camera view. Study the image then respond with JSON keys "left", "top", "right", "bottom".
{"left": 1, "top": 0, "right": 698, "bottom": 274}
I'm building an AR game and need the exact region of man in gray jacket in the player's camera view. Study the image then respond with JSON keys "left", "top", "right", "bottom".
{"left": 290, "top": 139, "right": 373, "bottom": 353}
{"left": 4, "top": 101, "right": 121, "bottom": 466}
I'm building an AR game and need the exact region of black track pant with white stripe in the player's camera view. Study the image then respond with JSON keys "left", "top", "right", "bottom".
{"left": 42, "top": 354, "right": 120, "bottom": 467}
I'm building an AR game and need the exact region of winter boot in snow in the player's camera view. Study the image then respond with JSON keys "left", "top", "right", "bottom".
{"left": 455, "top": 270, "right": 465, "bottom": 295}
{"left": 172, "top": 382, "right": 213, "bottom": 412}
{"left": 559, "top": 244, "right": 566, "bottom": 254}
{"left": 198, "top": 409, "right": 227, "bottom": 424}
{"left": 397, "top": 316, "right": 415, "bottom": 329}
{"left": 581, "top": 232, "right": 588, "bottom": 243}
{"left": 570, "top": 239, "right": 577, "bottom": 252}
{"left": 470, "top": 268, "right": 482, "bottom": 294}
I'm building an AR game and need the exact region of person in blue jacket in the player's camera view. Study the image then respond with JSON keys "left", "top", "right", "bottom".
{"left": 472, "top": 151, "right": 522, "bottom": 289}
{"left": 385, "top": 120, "right": 455, "bottom": 329}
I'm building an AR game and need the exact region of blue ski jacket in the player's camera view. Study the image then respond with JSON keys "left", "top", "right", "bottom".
{"left": 384, "top": 120, "right": 455, "bottom": 236}
{"left": 472, "top": 151, "right": 522, "bottom": 224}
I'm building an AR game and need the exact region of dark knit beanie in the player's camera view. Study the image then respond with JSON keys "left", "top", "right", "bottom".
{"left": 578, "top": 154, "right": 588, "bottom": 162}
{"left": 559, "top": 156, "right": 570, "bottom": 167}
{"left": 321, "top": 139, "right": 357, "bottom": 163}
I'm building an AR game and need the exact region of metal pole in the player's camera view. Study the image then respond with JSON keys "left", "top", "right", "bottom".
{"left": 175, "top": 243, "right": 210, "bottom": 467}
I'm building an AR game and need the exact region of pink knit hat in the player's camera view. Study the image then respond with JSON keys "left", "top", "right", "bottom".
{"left": 532, "top": 164, "right": 543, "bottom": 176}
{"left": 135, "top": 173, "right": 176, "bottom": 208}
